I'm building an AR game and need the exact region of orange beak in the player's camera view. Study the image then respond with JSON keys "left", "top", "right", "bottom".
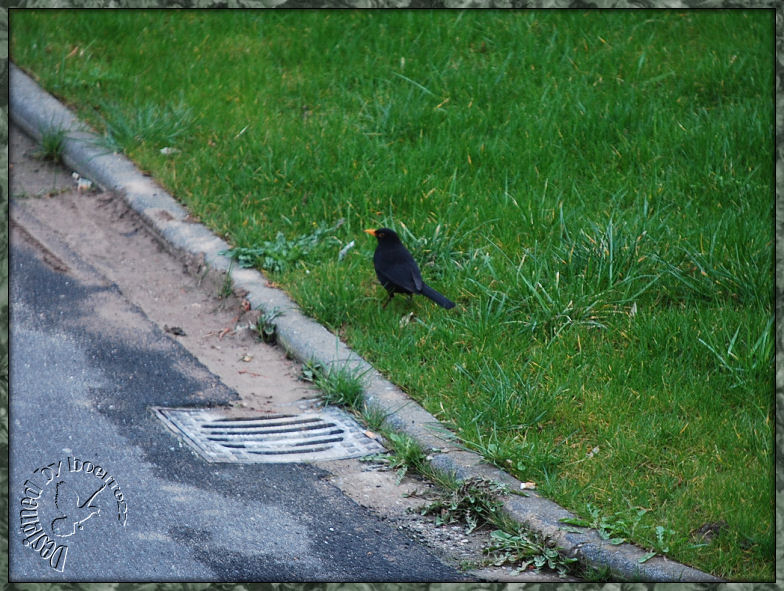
{"left": 364, "top": 228, "right": 377, "bottom": 236}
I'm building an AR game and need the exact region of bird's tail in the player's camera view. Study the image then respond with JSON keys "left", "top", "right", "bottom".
{"left": 421, "top": 284, "right": 456, "bottom": 309}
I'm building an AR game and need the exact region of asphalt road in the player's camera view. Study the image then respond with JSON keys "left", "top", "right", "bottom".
{"left": 9, "top": 231, "right": 465, "bottom": 582}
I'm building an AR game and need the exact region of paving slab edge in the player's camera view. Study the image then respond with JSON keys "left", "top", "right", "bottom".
{"left": 10, "top": 62, "right": 723, "bottom": 583}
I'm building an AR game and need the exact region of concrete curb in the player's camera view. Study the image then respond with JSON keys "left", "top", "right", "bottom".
{"left": 10, "top": 62, "right": 723, "bottom": 583}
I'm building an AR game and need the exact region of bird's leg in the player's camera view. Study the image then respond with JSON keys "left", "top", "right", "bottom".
{"left": 382, "top": 292, "right": 393, "bottom": 308}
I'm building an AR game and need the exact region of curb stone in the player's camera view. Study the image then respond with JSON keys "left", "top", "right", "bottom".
{"left": 10, "top": 62, "right": 723, "bottom": 583}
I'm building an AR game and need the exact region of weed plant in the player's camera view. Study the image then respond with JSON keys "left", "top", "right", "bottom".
{"left": 10, "top": 10, "right": 774, "bottom": 579}
{"left": 485, "top": 528, "right": 578, "bottom": 577}
{"left": 256, "top": 306, "right": 283, "bottom": 344}
{"left": 35, "top": 125, "right": 67, "bottom": 163}
{"left": 421, "top": 476, "right": 509, "bottom": 534}
{"left": 373, "top": 431, "right": 428, "bottom": 485}
{"left": 301, "top": 360, "right": 366, "bottom": 410}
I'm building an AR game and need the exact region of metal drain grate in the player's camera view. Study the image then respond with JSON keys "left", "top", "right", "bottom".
{"left": 153, "top": 406, "right": 385, "bottom": 463}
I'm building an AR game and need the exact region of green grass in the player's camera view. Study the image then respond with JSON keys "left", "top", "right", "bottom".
{"left": 93, "top": 97, "right": 194, "bottom": 155}
{"left": 10, "top": 10, "right": 774, "bottom": 580}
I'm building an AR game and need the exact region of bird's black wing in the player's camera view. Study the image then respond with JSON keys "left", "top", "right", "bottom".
{"left": 374, "top": 249, "right": 423, "bottom": 293}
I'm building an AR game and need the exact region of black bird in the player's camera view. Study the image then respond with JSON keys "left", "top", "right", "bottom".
{"left": 364, "top": 227, "right": 455, "bottom": 309}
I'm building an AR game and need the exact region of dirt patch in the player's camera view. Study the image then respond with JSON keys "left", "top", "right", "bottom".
{"left": 10, "top": 123, "right": 571, "bottom": 582}
{"left": 11, "top": 125, "right": 316, "bottom": 414}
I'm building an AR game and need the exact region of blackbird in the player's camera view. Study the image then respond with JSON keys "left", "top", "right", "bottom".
{"left": 364, "top": 227, "right": 455, "bottom": 309}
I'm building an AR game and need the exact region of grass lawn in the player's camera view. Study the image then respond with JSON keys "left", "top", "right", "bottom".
{"left": 10, "top": 10, "right": 774, "bottom": 580}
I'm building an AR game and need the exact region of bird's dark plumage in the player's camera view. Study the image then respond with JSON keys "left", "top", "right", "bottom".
{"left": 365, "top": 227, "right": 455, "bottom": 309}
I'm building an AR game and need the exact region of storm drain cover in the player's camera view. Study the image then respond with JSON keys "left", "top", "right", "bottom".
{"left": 153, "top": 406, "right": 385, "bottom": 463}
